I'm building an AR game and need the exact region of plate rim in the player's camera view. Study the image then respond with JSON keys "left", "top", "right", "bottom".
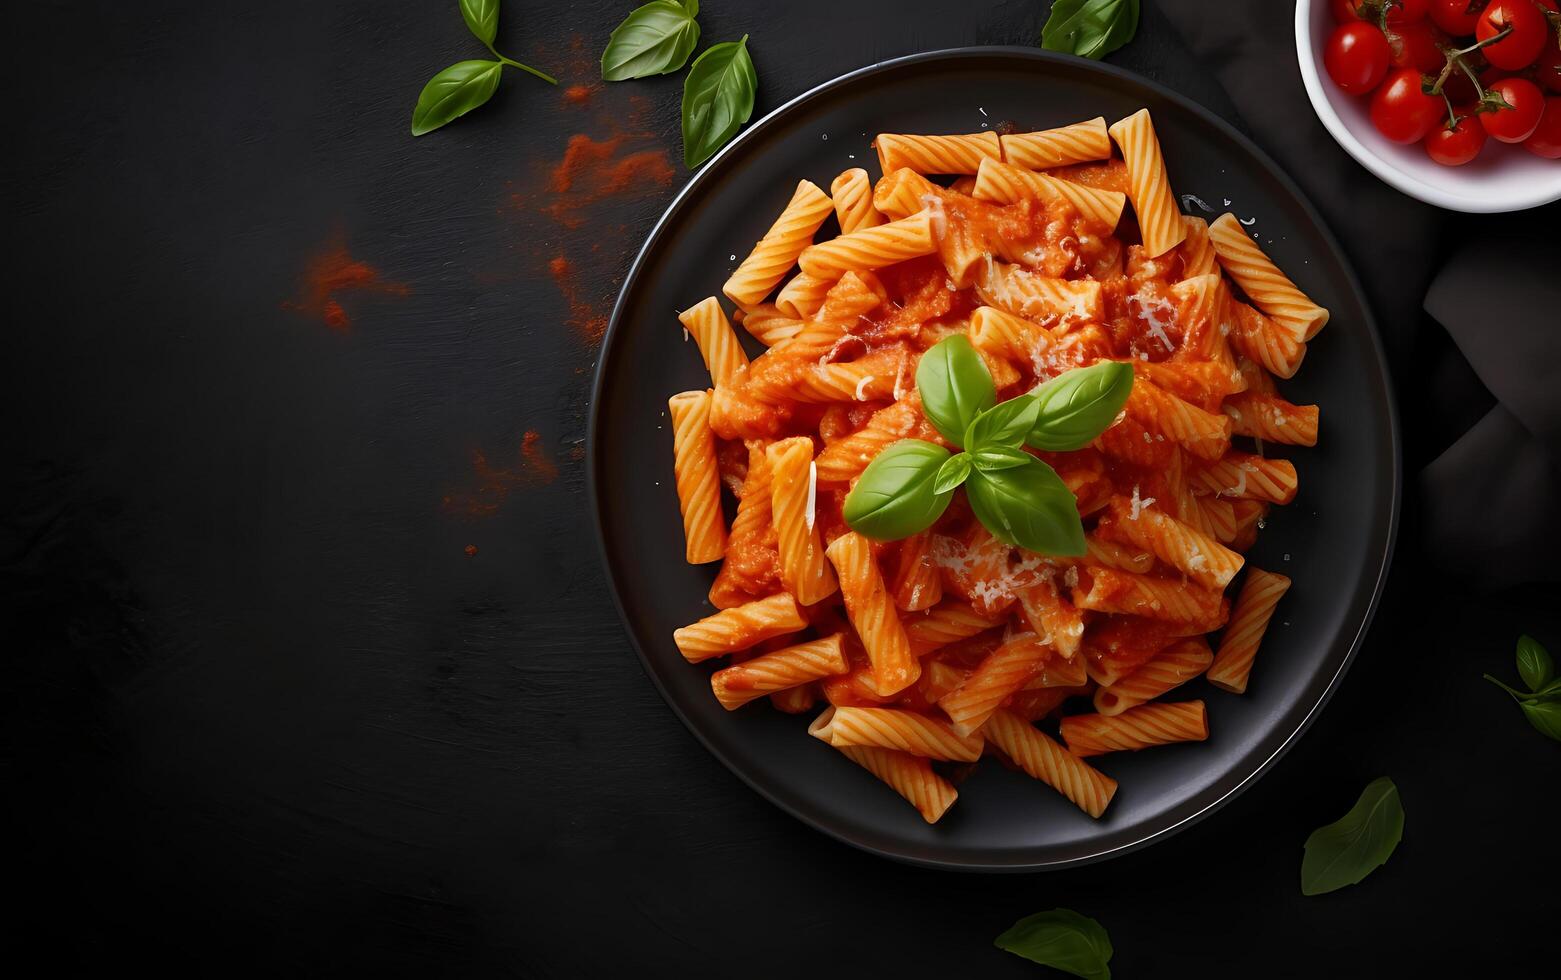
{"left": 586, "top": 45, "right": 1402, "bottom": 871}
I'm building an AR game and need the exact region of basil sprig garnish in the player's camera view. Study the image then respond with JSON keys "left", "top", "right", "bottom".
{"left": 841, "top": 440, "right": 954, "bottom": 541}
{"left": 601, "top": 1, "right": 701, "bottom": 81}
{"left": 1485, "top": 635, "right": 1561, "bottom": 742}
{"left": 681, "top": 35, "right": 758, "bottom": 167}
{"left": 1026, "top": 360, "right": 1134, "bottom": 451}
{"left": 918, "top": 334, "right": 996, "bottom": 444}
{"left": 411, "top": 1, "right": 557, "bottom": 137}
{"left": 1040, "top": 0, "right": 1141, "bottom": 61}
{"left": 843, "top": 336, "right": 1130, "bottom": 554}
{"left": 1300, "top": 777, "right": 1404, "bottom": 896}
{"left": 995, "top": 908, "right": 1113, "bottom": 980}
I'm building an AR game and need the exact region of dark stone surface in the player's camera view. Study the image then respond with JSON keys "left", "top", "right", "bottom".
{"left": 4, "top": 1, "right": 1553, "bottom": 974}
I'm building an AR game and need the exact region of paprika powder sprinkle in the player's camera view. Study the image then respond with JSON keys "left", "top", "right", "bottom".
{"left": 442, "top": 430, "right": 559, "bottom": 518}
{"left": 284, "top": 231, "right": 408, "bottom": 332}
{"left": 504, "top": 80, "right": 676, "bottom": 346}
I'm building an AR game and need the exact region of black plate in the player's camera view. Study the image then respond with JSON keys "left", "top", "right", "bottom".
{"left": 587, "top": 48, "right": 1400, "bottom": 871}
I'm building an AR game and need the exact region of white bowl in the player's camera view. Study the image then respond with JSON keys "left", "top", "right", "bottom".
{"left": 1295, "top": 0, "right": 1561, "bottom": 213}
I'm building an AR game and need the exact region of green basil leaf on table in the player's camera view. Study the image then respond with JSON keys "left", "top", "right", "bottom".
{"left": 411, "top": 60, "right": 504, "bottom": 136}
{"left": 972, "top": 445, "right": 1034, "bottom": 472}
{"left": 1516, "top": 634, "right": 1553, "bottom": 692}
{"left": 843, "top": 440, "right": 953, "bottom": 541}
{"left": 964, "top": 458, "right": 1086, "bottom": 556}
{"left": 916, "top": 334, "right": 996, "bottom": 447}
{"left": 994, "top": 908, "right": 1113, "bottom": 980}
{"left": 601, "top": 1, "right": 701, "bottom": 81}
{"left": 1040, "top": 0, "right": 1141, "bottom": 61}
{"left": 458, "top": 0, "right": 500, "bottom": 46}
{"left": 679, "top": 0, "right": 698, "bottom": 13}
{"left": 1519, "top": 700, "right": 1561, "bottom": 742}
{"left": 681, "top": 36, "right": 757, "bottom": 167}
{"left": 1300, "top": 776, "right": 1404, "bottom": 896}
{"left": 965, "top": 393, "right": 1041, "bottom": 450}
{"left": 1026, "top": 361, "right": 1134, "bottom": 451}
{"left": 933, "top": 452, "right": 973, "bottom": 495}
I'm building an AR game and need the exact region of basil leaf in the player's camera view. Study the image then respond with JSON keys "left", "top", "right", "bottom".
{"left": 843, "top": 439, "right": 953, "bottom": 541}
{"left": 1520, "top": 700, "right": 1561, "bottom": 742}
{"left": 933, "top": 453, "right": 973, "bottom": 495}
{"left": 411, "top": 60, "right": 504, "bottom": 136}
{"left": 681, "top": 36, "right": 757, "bottom": 168}
{"left": 1026, "top": 361, "right": 1134, "bottom": 452}
{"left": 459, "top": 0, "right": 500, "bottom": 46}
{"left": 680, "top": 0, "right": 698, "bottom": 12}
{"left": 1300, "top": 777, "right": 1404, "bottom": 896}
{"left": 965, "top": 395, "right": 1041, "bottom": 451}
{"left": 917, "top": 335, "right": 996, "bottom": 447}
{"left": 995, "top": 908, "right": 1112, "bottom": 980}
{"left": 965, "top": 458, "right": 1086, "bottom": 556}
{"left": 972, "top": 445, "right": 1034, "bottom": 472}
{"left": 1040, "top": 0, "right": 1141, "bottom": 61}
{"left": 1516, "top": 635, "right": 1553, "bottom": 692}
{"left": 601, "top": 1, "right": 701, "bottom": 81}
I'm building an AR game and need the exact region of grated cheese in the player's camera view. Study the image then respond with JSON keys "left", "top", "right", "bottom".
{"left": 1129, "top": 484, "right": 1156, "bottom": 519}
{"left": 804, "top": 461, "right": 817, "bottom": 530}
{"left": 855, "top": 375, "right": 874, "bottom": 400}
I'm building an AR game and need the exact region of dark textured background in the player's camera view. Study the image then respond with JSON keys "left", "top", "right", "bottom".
{"left": 4, "top": 1, "right": 1554, "bottom": 974}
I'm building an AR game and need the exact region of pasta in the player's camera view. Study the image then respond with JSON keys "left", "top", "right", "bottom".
{"left": 663, "top": 116, "right": 1319, "bottom": 826}
{"left": 667, "top": 390, "right": 727, "bottom": 564}
{"left": 1207, "top": 568, "right": 1292, "bottom": 693}
{"left": 1208, "top": 213, "right": 1329, "bottom": 342}
{"left": 999, "top": 117, "right": 1111, "bottom": 170}
{"left": 712, "top": 634, "right": 849, "bottom": 710}
{"left": 1060, "top": 700, "right": 1209, "bottom": 756}
{"left": 830, "top": 167, "right": 886, "bottom": 233}
{"left": 1108, "top": 109, "right": 1187, "bottom": 257}
{"left": 810, "top": 709, "right": 958, "bottom": 823}
{"left": 723, "top": 179, "right": 834, "bottom": 308}
{"left": 875, "top": 131, "right": 1001, "bottom": 175}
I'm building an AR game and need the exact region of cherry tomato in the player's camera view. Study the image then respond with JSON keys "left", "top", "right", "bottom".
{"left": 1384, "top": 0, "right": 1430, "bottom": 22}
{"left": 1327, "top": 23, "right": 1394, "bottom": 93}
{"left": 1523, "top": 96, "right": 1561, "bottom": 156}
{"left": 1430, "top": 0, "right": 1484, "bottom": 34}
{"left": 1388, "top": 19, "right": 1449, "bottom": 73}
{"left": 1332, "top": 0, "right": 1366, "bottom": 20}
{"left": 1426, "top": 113, "right": 1489, "bottom": 163}
{"left": 1371, "top": 68, "right": 1447, "bottom": 141}
{"left": 1477, "top": 1, "right": 1547, "bottom": 71}
{"left": 1482, "top": 76, "right": 1546, "bottom": 139}
{"left": 1535, "top": 41, "right": 1561, "bottom": 94}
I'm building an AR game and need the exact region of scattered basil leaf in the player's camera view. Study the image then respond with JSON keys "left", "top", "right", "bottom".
{"left": 917, "top": 335, "right": 996, "bottom": 447}
{"left": 1040, "top": 0, "right": 1141, "bottom": 61}
{"left": 965, "top": 394, "right": 1042, "bottom": 451}
{"left": 1300, "top": 777, "right": 1404, "bottom": 896}
{"left": 1519, "top": 700, "right": 1561, "bottom": 742}
{"left": 994, "top": 908, "right": 1113, "bottom": 980}
{"left": 411, "top": 60, "right": 504, "bottom": 136}
{"left": 965, "top": 458, "right": 1086, "bottom": 556}
{"left": 1026, "top": 361, "right": 1134, "bottom": 451}
{"left": 680, "top": 0, "right": 698, "bottom": 13}
{"left": 972, "top": 445, "right": 1034, "bottom": 472}
{"left": 459, "top": 0, "right": 500, "bottom": 46}
{"left": 1516, "top": 634, "right": 1553, "bottom": 692}
{"left": 1534, "top": 678, "right": 1561, "bottom": 699}
{"left": 933, "top": 453, "right": 974, "bottom": 495}
{"left": 681, "top": 36, "right": 757, "bottom": 167}
{"left": 843, "top": 440, "right": 953, "bottom": 541}
{"left": 601, "top": 1, "right": 701, "bottom": 81}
